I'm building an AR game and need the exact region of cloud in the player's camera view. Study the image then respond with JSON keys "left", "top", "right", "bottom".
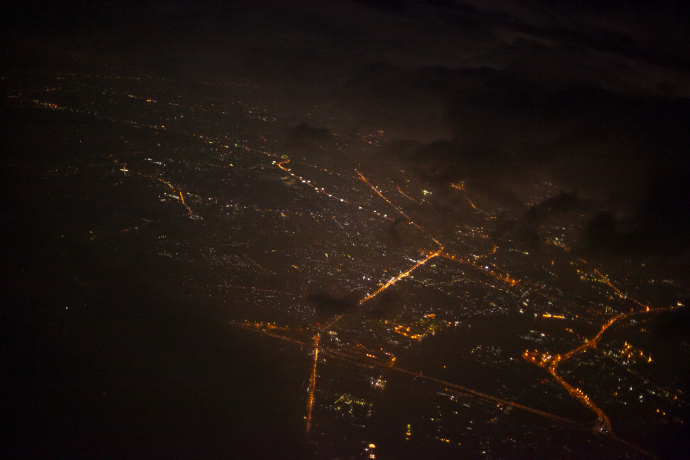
{"left": 585, "top": 174, "right": 690, "bottom": 259}
{"left": 653, "top": 304, "right": 690, "bottom": 343}
{"left": 287, "top": 123, "right": 332, "bottom": 147}
{"left": 305, "top": 291, "right": 359, "bottom": 317}
{"left": 523, "top": 190, "right": 591, "bottom": 225}
{"left": 367, "top": 288, "right": 404, "bottom": 320}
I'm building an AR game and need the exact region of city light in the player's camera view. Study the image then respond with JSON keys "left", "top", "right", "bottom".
{"left": 356, "top": 169, "right": 409, "bottom": 220}
{"left": 306, "top": 334, "right": 320, "bottom": 433}
{"left": 18, "top": 64, "right": 682, "bottom": 460}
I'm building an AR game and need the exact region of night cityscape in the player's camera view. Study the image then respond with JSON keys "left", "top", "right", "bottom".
{"left": 3, "top": 1, "right": 690, "bottom": 459}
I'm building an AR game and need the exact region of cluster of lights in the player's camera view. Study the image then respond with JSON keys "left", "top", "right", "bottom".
{"left": 441, "top": 251, "right": 518, "bottom": 286}
{"left": 277, "top": 159, "right": 352, "bottom": 205}
{"left": 451, "top": 182, "right": 490, "bottom": 217}
{"left": 607, "top": 341, "right": 652, "bottom": 364}
{"left": 34, "top": 75, "right": 680, "bottom": 457}
{"left": 322, "top": 248, "right": 443, "bottom": 330}
{"left": 522, "top": 288, "right": 684, "bottom": 440}
{"left": 542, "top": 313, "right": 565, "bottom": 319}
{"left": 365, "top": 443, "right": 376, "bottom": 459}
{"left": 120, "top": 167, "right": 195, "bottom": 216}
{"left": 356, "top": 169, "right": 409, "bottom": 220}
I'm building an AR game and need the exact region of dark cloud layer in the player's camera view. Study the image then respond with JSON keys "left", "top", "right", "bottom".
{"left": 286, "top": 123, "right": 333, "bottom": 152}
{"left": 305, "top": 291, "right": 359, "bottom": 318}
{"left": 653, "top": 303, "right": 690, "bottom": 343}
{"left": 586, "top": 175, "right": 690, "bottom": 257}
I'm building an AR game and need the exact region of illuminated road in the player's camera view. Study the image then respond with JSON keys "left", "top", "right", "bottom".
{"left": 356, "top": 169, "right": 410, "bottom": 220}
{"left": 306, "top": 334, "right": 320, "bottom": 432}
{"left": 242, "top": 254, "right": 267, "bottom": 271}
{"left": 359, "top": 248, "right": 444, "bottom": 305}
{"left": 451, "top": 182, "right": 491, "bottom": 218}
{"left": 440, "top": 251, "right": 519, "bottom": 287}
{"left": 276, "top": 158, "right": 352, "bottom": 205}
{"left": 594, "top": 269, "right": 650, "bottom": 309}
{"left": 322, "top": 247, "right": 443, "bottom": 330}
{"left": 127, "top": 169, "right": 195, "bottom": 216}
{"left": 356, "top": 169, "right": 443, "bottom": 247}
{"left": 523, "top": 286, "right": 681, "bottom": 459}
{"left": 237, "top": 323, "right": 584, "bottom": 432}
{"left": 523, "top": 311, "right": 632, "bottom": 435}
{"left": 397, "top": 185, "right": 419, "bottom": 203}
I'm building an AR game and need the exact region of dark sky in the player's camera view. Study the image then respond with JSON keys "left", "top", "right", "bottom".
{"left": 6, "top": 0, "right": 690, "bottom": 262}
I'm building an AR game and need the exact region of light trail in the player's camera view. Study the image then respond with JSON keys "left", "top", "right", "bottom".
{"left": 355, "top": 169, "right": 443, "bottom": 248}
{"left": 440, "top": 251, "right": 518, "bottom": 286}
{"left": 532, "top": 290, "right": 586, "bottom": 316}
{"left": 237, "top": 321, "right": 292, "bottom": 332}
{"left": 276, "top": 159, "right": 352, "bottom": 205}
{"left": 451, "top": 182, "right": 491, "bottom": 218}
{"left": 466, "top": 196, "right": 489, "bottom": 217}
{"left": 594, "top": 270, "right": 627, "bottom": 299}
{"left": 397, "top": 186, "right": 419, "bottom": 203}
{"left": 321, "top": 347, "right": 391, "bottom": 368}
{"left": 243, "top": 254, "right": 266, "bottom": 272}
{"left": 322, "top": 248, "right": 443, "bottom": 330}
{"left": 306, "top": 334, "right": 320, "bottom": 432}
{"left": 594, "top": 269, "right": 649, "bottom": 309}
{"left": 118, "top": 220, "right": 158, "bottom": 233}
{"left": 415, "top": 273, "right": 500, "bottom": 292}
{"left": 128, "top": 169, "right": 195, "bottom": 216}
{"left": 359, "top": 248, "right": 443, "bottom": 304}
{"left": 549, "top": 361, "right": 612, "bottom": 432}
{"left": 355, "top": 169, "right": 409, "bottom": 219}
{"left": 486, "top": 245, "right": 498, "bottom": 257}
{"left": 325, "top": 250, "right": 443, "bottom": 328}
